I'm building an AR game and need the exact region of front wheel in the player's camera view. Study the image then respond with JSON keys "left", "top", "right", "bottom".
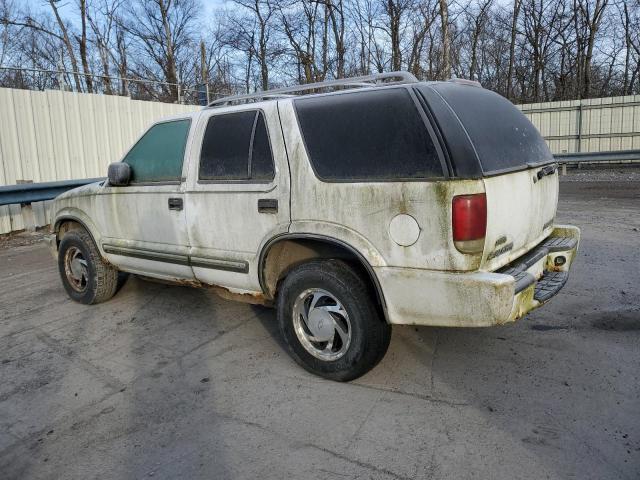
{"left": 277, "top": 260, "right": 391, "bottom": 382}
{"left": 57, "top": 227, "right": 120, "bottom": 304}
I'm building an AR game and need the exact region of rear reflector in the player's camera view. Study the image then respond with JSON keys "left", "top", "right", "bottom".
{"left": 452, "top": 193, "right": 487, "bottom": 253}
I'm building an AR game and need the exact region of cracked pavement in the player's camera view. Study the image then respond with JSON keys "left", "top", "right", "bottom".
{"left": 1, "top": 174, "right": 639, "bottom": 479}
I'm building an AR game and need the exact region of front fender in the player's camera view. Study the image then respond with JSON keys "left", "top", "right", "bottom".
{"left": 52, "top": 206, "right": 104, "bottom": 254}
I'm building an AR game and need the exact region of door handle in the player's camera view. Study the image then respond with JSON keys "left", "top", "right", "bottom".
{"left": 168, "top": 197, "right": 183, "bottom": 211}
{"left": 258, "top": 198, "right": 278, "bottom": 213}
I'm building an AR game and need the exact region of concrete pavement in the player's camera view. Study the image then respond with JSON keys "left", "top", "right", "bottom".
{"left": 1, "top": 175, "right": 639, "bottom": 479}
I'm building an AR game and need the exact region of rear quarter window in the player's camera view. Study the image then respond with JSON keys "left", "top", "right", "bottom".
{"left": 294, "top": 88, "right": 443, "bottom": 181}
{"left": 427, "top": 83, "right": 553, "bottom": 174}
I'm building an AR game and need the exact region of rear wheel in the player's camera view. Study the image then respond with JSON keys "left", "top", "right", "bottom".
{"left": 277, "top": 260, "right": 391, "bottom": 381}
{"left": 57, "top": 227, "right": 120, "bottom": 304}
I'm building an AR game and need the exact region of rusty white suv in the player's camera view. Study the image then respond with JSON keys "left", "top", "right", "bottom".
{"left": 47, "top": 72, "right": 580, "bottom": 381}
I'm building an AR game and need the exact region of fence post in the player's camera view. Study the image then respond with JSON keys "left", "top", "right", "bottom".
{"left": 16, "top": 180, "right": 36, "bottom": 232}
{"left": 577, "top": 103, "right": 583, "bottom": 153}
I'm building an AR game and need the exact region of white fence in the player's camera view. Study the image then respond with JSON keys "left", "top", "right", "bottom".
{"left": 519, "top": 95, "right": 640, "bottom": 154}
{"left": 0, "top": 88, "right": 197, "bottom": 234}
{"left": 1, "top": 88, "right": 640, "bottom": 235}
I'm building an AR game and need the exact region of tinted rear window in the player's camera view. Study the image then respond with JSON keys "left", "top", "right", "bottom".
{"left": 429, "top": 83, "right": 553, "bottom": 174}
{"left": 294, "top": 88, "right": 443, "bottom": 181}
{"left": 199, "top": 110, "right": 275, "bottom": 181}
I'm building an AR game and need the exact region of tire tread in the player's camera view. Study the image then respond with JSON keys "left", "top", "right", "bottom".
{"left": 58, "top": 227, "right": 119, "bottom": 304}
{"left": 277, "top": 259, "right": 391, "bottom": 381}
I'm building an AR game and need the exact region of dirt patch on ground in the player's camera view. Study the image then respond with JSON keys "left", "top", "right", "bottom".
{"left": 0, "top": 229, "right": 47, "bottom": 250}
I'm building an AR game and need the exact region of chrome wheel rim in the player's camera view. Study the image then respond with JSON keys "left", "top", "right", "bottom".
{"left": 64, "top": 246, "right": 89, "bottom": 293}
{"left": 292, "top": 288, "right": 351, "bottom": 361}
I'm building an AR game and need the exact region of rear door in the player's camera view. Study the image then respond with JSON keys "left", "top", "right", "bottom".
{"left": 184, "top": 103, "right": 290, "bottom": 292}
{"left": 418, "top": 82, "right": 558, "bottom": 270}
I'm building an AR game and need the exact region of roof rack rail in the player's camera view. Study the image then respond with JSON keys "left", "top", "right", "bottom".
{"left": 207, "top": 71, "right": 419, "bottom": 108}
{"left": 447, "top": 77, "right": 482, "bottom": 88}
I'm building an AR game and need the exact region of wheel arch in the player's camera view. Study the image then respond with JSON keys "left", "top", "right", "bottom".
{"left": 53, "top": 214, "right": 100, "bottom": 250}
{"left": 258, "top": 234, "right": 388, "bottom": 321}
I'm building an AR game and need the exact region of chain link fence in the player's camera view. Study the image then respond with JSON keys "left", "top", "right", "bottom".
{"left": 0, "top": 66, "right": 223, "bottom": 106}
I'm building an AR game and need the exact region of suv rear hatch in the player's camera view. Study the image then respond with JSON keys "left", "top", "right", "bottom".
{"left": 416, "top": 82, "right": 558, "bottom": 271}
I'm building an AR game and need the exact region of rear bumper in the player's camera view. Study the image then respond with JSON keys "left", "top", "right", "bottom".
{"left": 376, "top": 225, "right": 580, "bottom": 327}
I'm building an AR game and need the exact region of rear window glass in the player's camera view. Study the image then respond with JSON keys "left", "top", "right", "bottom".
{"left": 430, "top": 83, "right": 553, "bottom": 173}
{"left": 123, "top": 119, "right": 190, "bottom": 183}
{"left": 251, "top": 113, "right": 275, "bottom": 181}
{"left": 199, "top": 110, "right": 275, "bottom": 181}
{"left": 294, "top": 88, "right": 443, "bottom": 181}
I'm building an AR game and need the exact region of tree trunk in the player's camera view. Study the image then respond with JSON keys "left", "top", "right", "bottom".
{"left": 506, "top": 0, "right": 521, "bottom": 98}
{"left": 78, "top": 0, "right": 93, "bottom": 93}
{"left": 48, "top": 0, "right": 83, "bottom": 92}
{"left": 158, "top": 0, "right": 178, "bottom": 99}
{"left": 116, "top": 27, "right": 129, "bottom": 96}
{"left": 438, "top": 0, "right": 450, "bottom": 79}
{"left": 622, "top": 3, "right": 631, "bottom": 94}
{"left": 582, "top": 0, "right": 608, "bottom": 99}
{"left": 327, "top": 0, "right": 345, "bottom": 78}
{"left": 388, "top": 0, "right": 402, "bottom": 71}
{"left": 98, "top": 40, "right": 112, "bottom": 95}
{"left": 200, "top": 40, "right": 209, "bottom": 103}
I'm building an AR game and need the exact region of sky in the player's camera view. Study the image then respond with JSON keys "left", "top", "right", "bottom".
{"left": 16, "top": 0, "right": 232, "bottom": 33}
{"left": 21, "top": 0, "right": 231, "bottom": 21}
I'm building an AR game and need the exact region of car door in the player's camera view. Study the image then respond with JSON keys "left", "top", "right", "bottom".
{"left": 184, "top": 103, "right": 290, "bottom": 292}
{"left": 96, "top": 116, "right": 196, "bottom": 280}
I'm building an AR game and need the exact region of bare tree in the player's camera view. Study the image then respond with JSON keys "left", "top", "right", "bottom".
{"left": 506, "top": 0, "right": 521, "bottom": 97}
{"left": 463, "top": 0, "right": 494, "bottom": 80}
{"left": 119, "top": 0, "right": 198, "bottom": 100}
{"left": 0, "top": 0, "right": 637, "bottom": 102}
{"left": 279, "top": 0, "right": 323, "bottom": 83}
{"left": 438, "top": 0, "right": 450, "bottom": 79}
{"left": 230, "top": 0, "right": 278, "bottom": 90}
{"left": 620, "top": 1, "right": 640, "bottom": 95}
{"left": 575, "top": 0, "right": 609, "bottom": 97}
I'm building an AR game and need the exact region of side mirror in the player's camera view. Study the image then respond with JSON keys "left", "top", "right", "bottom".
{"left": 107, "top": 162, "right": 131, "bottom": 186}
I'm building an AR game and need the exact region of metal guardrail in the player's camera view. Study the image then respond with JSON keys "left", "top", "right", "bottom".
{"left": 0, "top": 149, "right": 638, "bottom": 208}
{"left": 554, "top": 150, "right": 640, "bottom": 165}
{"left": 0, "top": 178, "right": 103, "bottom": 207}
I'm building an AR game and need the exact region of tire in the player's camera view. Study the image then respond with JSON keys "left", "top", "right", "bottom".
{"left": 57, "top": 227, "right": 120, "bottom": 305}
{"left": 277, "top": 259, "right": 391, "bottom": 382}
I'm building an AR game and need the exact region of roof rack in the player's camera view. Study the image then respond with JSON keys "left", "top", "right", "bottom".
{"left": 447, "top": 77, "right": 482, "bottom": 88}
{"left": 207, "top": 71, "right": 419, "bottom": 108}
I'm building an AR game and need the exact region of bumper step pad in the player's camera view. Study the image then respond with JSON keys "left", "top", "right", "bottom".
{"left": 541, "top": 236, "right": 578, "bottom": 252}
{"left": 498, "top": 235, "right": 576, "bottom": 295}
{"left": 534, "top": 271, "right": 569, "bottom": 302}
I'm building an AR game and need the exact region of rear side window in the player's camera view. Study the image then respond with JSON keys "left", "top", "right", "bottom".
{"left": 199, "top": 110, "right": 275, "bottom": 181}
{"left": 429, "top": 83, "right": 553, "bottom": 174}
{"left": 294, "top": 88, "right": 443, "bottom": 181}
{"left": 123, "top": 119, "right": 190, "bottom": 183}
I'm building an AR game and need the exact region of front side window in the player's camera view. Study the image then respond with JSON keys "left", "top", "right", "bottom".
{"left": 294, "top": 88, "right": 443, "bottom": 181}
{"left": 123, "top": 119, "right": 190, "bottom": 183}
{"left": 199, "top": 110, "right": 275, "bottom": 181}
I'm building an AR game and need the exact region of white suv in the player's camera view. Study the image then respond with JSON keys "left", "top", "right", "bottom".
{"left": 47, "top": 72, "right": 580, "bottom": 381}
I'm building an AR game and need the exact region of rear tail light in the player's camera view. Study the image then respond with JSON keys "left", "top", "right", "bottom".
{"left": 452, "top": 193, "right": 487, "bottom": 254}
